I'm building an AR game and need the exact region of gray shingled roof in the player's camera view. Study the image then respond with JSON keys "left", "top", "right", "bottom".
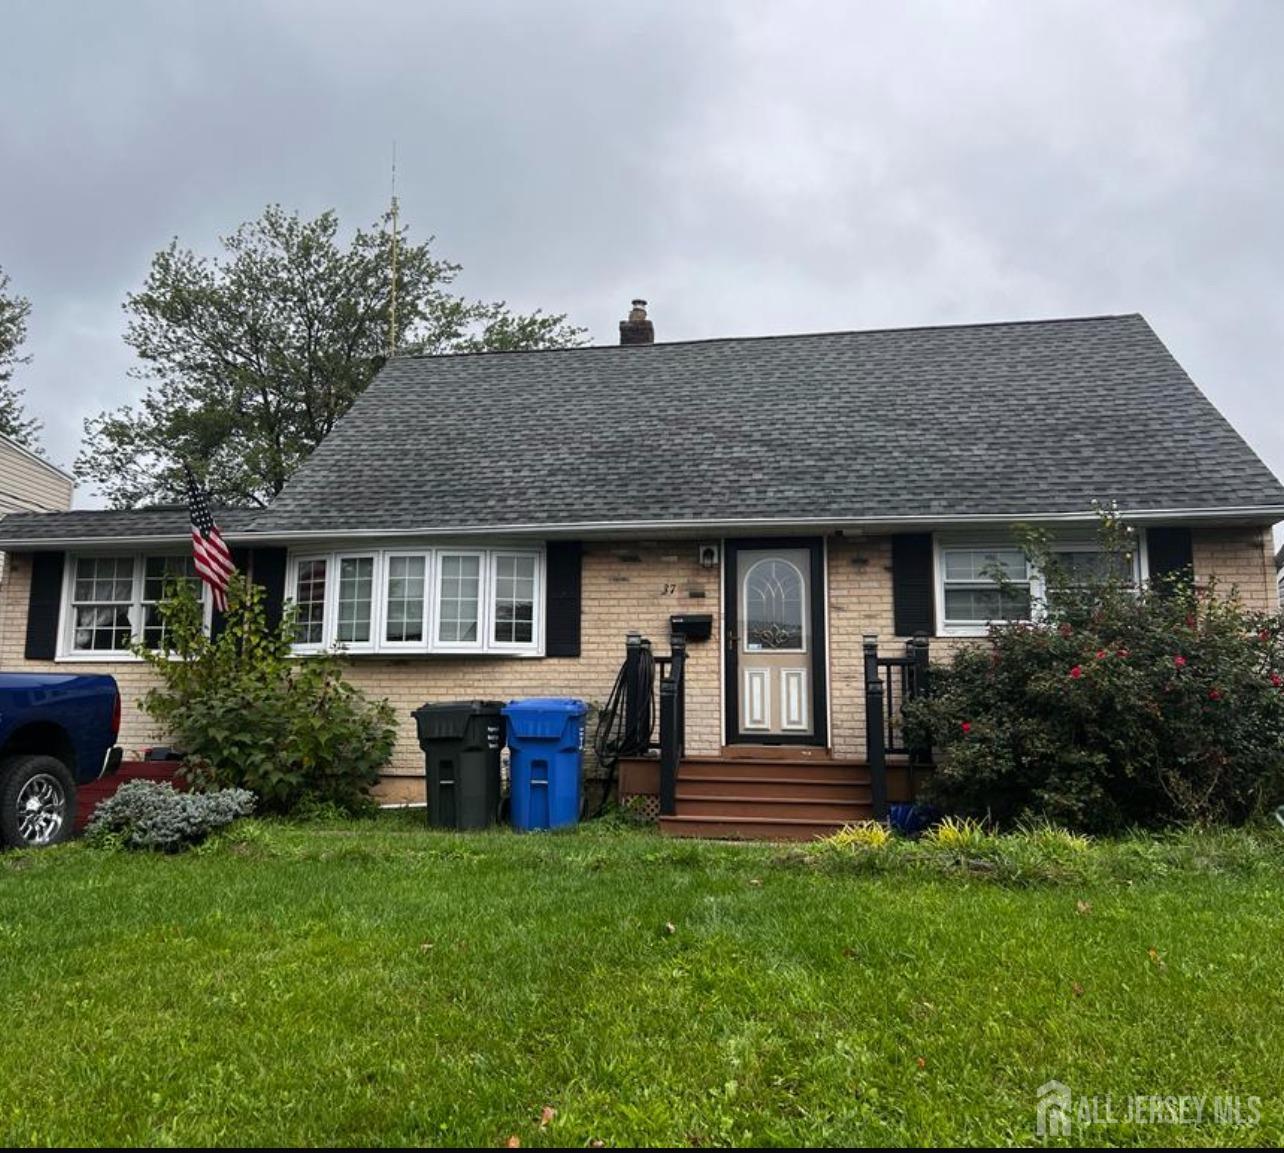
{"left": 2, "top": 314, "right": 1280, "bottom": 546}
{"left": 0, "top": 507, "right": 259, "bottom": 544}
{"left": 256, "top": 313, "right": 1284, "bottom": 533}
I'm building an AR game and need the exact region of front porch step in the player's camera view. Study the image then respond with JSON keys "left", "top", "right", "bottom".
{"left": 673, "top": 794, "right": 872, "bottom": 822}
{"left": 677, "top": 757, "right": 869, "bottom": 784}
{"left": 678, "top": 774, "right": 871, "bottom": 802}
{"left": 659, "top": 814, "right": 862, "bottom": 841}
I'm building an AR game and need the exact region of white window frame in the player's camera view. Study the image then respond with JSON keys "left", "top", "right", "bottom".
{"left": 935, "top": 542, "right": 1034, "bottom": 637}
{"left": 432, "top": 549, "right": 488, "bottom": 653}
{"left": 934, "top": 533, "right": 1151, "bottom": 637}
{"left": 283, "top": 544, "right": 544, "bottom": 657}
{"left": 332, "top": 551, "right": 380, "bottom": 653}
{"left": 289, "top": 553, "right": 333, "bottom": 653}
{"left": 58, "top": 552, "right": 212, "bottom": 661}
{"left": 380, "top": 551, "right": 433, "bottom": 651}
{"left": 488, "top": 550, "right": 543, "bottom": 653}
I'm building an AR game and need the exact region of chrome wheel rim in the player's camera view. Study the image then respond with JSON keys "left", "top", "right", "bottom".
{"left": 16, "top": 773, "right": 66, "bottom": 845}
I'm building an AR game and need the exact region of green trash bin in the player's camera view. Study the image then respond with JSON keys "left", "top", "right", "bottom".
{"left": 411, "top": 701, "right": 505, "bottom": 829}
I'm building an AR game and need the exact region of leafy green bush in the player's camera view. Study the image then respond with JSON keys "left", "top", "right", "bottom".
{"left": 906, "top": 515, "right": 1284, "bottom": 831}
{"left": 137, "top": 580, "right": 396, "bottom": 814}
{"left": 85, "top": 780, "right": 255, "bottom": 851}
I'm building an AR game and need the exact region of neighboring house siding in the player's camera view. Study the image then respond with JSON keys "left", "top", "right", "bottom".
{"left": 1, "top": 524, "right": 1276, "bottom": 802}
{"left": 0, "top": 440, "right": 74, "bottom": 515}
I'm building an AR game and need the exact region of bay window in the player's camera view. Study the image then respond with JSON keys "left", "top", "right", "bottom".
{"left": 286, "top": 546, "right": 544, "bottom": 655}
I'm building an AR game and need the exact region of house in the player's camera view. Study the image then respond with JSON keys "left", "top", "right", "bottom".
{"left": 0, "top": 306, "right": 1280, "bottom": 837}
{"left": 0, "top": 434, "right": 74, "bottom": 517}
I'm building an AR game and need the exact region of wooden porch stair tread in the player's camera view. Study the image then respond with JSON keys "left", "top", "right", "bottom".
{"left": 655, "top": 751, "right": 878, "bottom": 841}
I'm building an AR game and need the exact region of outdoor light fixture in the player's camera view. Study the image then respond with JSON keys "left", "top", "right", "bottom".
{"left": 698, "top": 543, "right": 719, "bottom": 569}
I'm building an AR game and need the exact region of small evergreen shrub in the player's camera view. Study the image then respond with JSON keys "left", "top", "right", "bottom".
{"left": 86, "top": 780, "right": 255, "bottom": 851}
{"left": 906, "top": 513, "right": 1284, "bottom": 831}
{"left": 136, "top": 580, "right": 397, "bottom": 814}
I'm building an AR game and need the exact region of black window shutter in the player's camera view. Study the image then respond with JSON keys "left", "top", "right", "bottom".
{"left": 892, "top": 533, "right": 936, "bottom": 637}
{"left": 1146, "top": 527, "right": 1193, "bottom": 593}
{"left": 249, "top": 547, "right": 290, "bottom": 633}
{"left": 25, "top": 551, "right": 65, "bottom": 660}
{"left": 544, "top": 541, "right": 582, "bottom": 657}
{"left": 210, "top": 547, "right": 251, "bottom": 640}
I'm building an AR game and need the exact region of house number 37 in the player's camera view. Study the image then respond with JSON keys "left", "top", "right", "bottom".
{"left": 660, "top": 583, "right": 678, "bottom": 595}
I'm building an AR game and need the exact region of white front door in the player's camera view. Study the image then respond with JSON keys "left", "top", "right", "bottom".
{"left": 734, "top": 546, "right": 815, "bottom": 740}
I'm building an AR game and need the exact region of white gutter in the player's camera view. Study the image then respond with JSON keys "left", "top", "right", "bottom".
{"left": 3, "top": 504, "right": 1283, "bottom": 549}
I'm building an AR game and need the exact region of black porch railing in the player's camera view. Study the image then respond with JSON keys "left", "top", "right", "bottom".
{"left": 656, "top": 635, "right": 687, "bottom": 817}
{"left": 862, "top": 633, "right": 932, "bottom": 819}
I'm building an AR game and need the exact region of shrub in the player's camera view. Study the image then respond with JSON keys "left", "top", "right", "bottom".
{"left": 824, "top": 820, "right": 892, "bottom": 850}
{"left": 136, "top": 580, "right": 397, "bottom": 814}
{"left": 85, "top": 780, "right": 255, "bottom": 851}
{"left": 906, "top": 514, "right": 1284, "bottom": 831}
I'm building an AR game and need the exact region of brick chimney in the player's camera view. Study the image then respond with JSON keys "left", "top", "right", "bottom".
{"left": 619, "top": 298, "right": 654, "bottom": 345}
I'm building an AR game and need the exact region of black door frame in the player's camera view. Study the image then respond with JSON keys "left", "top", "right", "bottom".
{"left": 723, "top": 537, "right": 828, "bottom": 747}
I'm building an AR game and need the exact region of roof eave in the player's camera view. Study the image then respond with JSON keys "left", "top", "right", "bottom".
{"left": 3, "top": 503, "right": 1280, "bottom": 549}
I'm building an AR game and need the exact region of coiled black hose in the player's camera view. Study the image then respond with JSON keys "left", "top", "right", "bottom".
{"left": 591, "top": 640, "right": 655, "bottom": 816}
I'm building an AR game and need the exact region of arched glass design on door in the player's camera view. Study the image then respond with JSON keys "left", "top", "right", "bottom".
{"left": 743, "top": 557, "right": 806, "bottom": 651}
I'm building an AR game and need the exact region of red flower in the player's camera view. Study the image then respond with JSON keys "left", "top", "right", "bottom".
{"left": 1209, "top": 689, "right": 1223, "bottom": 701}
{"left": 1116, "top": 648, "right": 1130, "bottom": 659}
{"left": 1095, "top": 650, "right": 1108, "bottom": 659}
{"left": 960, "top": 721, "right": 972, "bottom": 734}
{"left": 1174, "top": 655, "right": 1187, "bottom": 668}
{"left": 1271, "top": 673, "right": 1282, "bottom": 688}
{"left": 1069, "top": 666, "right": 1083, "bottom": 679}
{"left": 1260, "top": 630, "right": 1271, "bottom": 642}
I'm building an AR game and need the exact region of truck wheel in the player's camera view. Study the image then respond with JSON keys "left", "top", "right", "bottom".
{"left": 0, "top": 755, "right": 77, "bottom": 848}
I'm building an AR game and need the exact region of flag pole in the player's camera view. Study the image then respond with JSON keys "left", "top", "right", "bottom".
{"left": 388, "top": 140, "right": 398, "bottom": 360}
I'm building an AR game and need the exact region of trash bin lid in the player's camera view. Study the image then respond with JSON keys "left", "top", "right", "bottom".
{"left": 501, "top": 698, "right": 587, "bottom": 715}
{"left": 413, "top": 700, "right": 506, "bottom": 716}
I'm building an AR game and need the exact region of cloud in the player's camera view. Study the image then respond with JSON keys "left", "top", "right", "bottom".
{"left": 1, "top": 0, "right": 1281, "bottom": 543}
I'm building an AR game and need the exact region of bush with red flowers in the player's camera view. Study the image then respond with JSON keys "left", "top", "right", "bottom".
{"left": 905, "top": 518, "right": 1284, "bottom": 831}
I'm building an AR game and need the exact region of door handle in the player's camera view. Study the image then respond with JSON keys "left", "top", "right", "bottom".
{"left": 727, "top": 627, "right": 737, "bottom": 650}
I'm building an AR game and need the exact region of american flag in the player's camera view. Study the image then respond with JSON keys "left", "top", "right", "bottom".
{"left": 185, "top": 466, "right": 235, "bottom": 612}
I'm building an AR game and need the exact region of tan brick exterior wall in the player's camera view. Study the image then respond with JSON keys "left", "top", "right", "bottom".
{"left": 1191, "top": 525, "right": 1279, "bottom": 613}
{"left": 2, "top": 524, "right": 1277, "bottom": 796}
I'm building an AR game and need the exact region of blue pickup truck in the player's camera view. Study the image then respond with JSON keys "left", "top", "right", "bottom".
{"left": 0, "top": 673, "right": 122, "bottom": 848}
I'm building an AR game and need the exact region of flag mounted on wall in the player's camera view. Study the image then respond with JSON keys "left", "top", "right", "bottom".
{"left": 185, "top": 465, "right": 235, "bottom": 612}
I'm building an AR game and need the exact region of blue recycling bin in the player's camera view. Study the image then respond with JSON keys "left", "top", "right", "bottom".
{"left": 502, "top": 698, "right": 587, "bottom": 831}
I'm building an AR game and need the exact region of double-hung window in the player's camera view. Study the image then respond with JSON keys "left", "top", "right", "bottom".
{"left": 938, "top": 546, "right": 1033, "bottom": 634}
{"left": 937, "top": 539, "right": 1146, "bottom": 634}
{"left": 286, "top": 546, "right": 544, "bottom": 655}
{"left": 64, "top": 553, "right": 211, "bottom": 656}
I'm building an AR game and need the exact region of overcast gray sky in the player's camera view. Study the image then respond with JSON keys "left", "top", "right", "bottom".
{"left": 2, "top": 0, "right": 1282, "bottom": 527}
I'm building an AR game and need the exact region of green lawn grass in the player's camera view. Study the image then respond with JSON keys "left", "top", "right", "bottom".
{"left": 1, "top": 816, "right": 1282, "bottom": 1147}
